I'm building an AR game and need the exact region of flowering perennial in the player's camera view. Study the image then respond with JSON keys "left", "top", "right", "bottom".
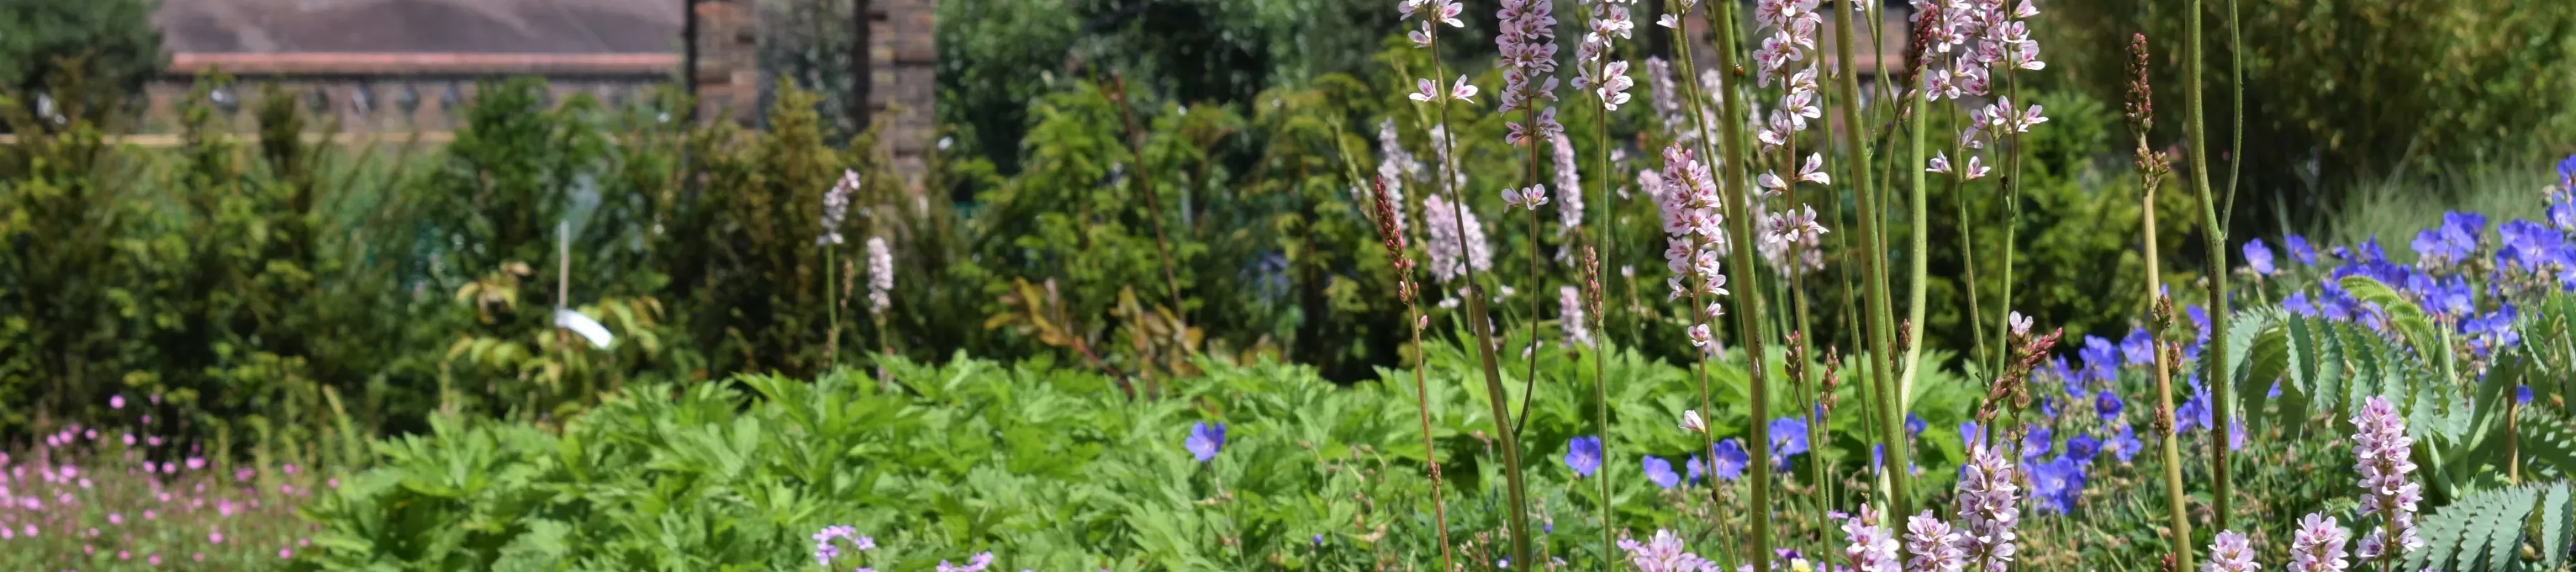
{"left": 2204, "top": 531, "right": 2259, "bottom": 572}
{"left": 1904, "top": 511, "right": 1966, "bottom": 572}
{"left": 1842, "top": 505, "right": 1901, "bottom": 572}
{"left": 1953, "top": 442, "right": 2021, "bottom": 572}
{"left": 2351, "top": 396, "right": 2424, "bottom": 562}
{"left": 2288, "top": 513, "right": 2351, "bottom": 572}
{"left": 864, "top": 237, "right": 894, "bottom": 317}
{"left": 1619, "top": 528, "right": 1717, "bottom": 572}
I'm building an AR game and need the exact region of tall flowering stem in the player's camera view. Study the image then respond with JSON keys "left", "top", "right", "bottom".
{"left": 1370, "top": 177, "right": 1455, "bottom": 572}
{"left": 1830, "top": 0, "right": 1915, "bottom": 521}
{"left": 2185, "top": 0, "right": 2239, "bottom": 532}
{"left": 1565, "top": 0, "right": 1627, "bottom": 566}
{"left": 2126, "top": 31, "right": 2195, "bottom": 572}
{"left": 819, "top": 169, "right": 859, "bottom": 368}
{"left": 1401, "top": 1, "right": 1535, "bottom": 566}
{"left": 1707, "top": 0, "right": 1780, "bottom": 568}
{"left": 1498, "top": 0, "right": 1563, "bottom": 436}
{"left": 1657, "top": 1, "right": 1750, "bottom": 561}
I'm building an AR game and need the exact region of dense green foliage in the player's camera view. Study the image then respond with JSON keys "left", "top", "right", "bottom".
{"left": 0, "top": 0, "right": 163, "bottom": 124}
{"left": 303, "top": 340, "right": 1991, "bottom": 571}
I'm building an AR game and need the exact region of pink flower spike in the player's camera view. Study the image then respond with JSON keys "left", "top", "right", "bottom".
{"left": 280, "top": 548, "right": 293, "bottom": 559}
{"left": 2015, "top": 0, "right": 2039, "bottom": 18}
{"left": 210, "top": 531, "right": 224, "bottom": 544}
{"left": 110, "top": 395, "right": 125, "bottom": 409}
{"left": 1657, "top": 14, "right": 1679, "bottom": 28}
{"left": 1436, "top": 0, "right": 1465, "bottom": 27}
{"left": 1927, "top": 152, "right": 1953, "bottom": 174}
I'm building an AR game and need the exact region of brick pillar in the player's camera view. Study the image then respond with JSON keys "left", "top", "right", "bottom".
{"left": 692, "top": 0, "right": 761, "bottom": 125}
{"left": 866, "top": 0, "right": 935, "bottom": 193}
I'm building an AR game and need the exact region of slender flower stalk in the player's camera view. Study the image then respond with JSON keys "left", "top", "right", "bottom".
{"left": 820, "top": 170, "right": 859, "bottom": 368}
{"left": 1829, "top": 0, "right": 1914, "bottom": 521}
{"left": 2184, "top": 0, "right": 2238, "bottom": 532}
{"left": 1705, "top": 1, "right": 1781, "bottom": 568}
{"left": 1400, "top": 0, "right": 1534, "bottom": 565}
{"left": 1370, "top": 176, "right": 1455, "bottom": 572}
{"left": 2126, "top": 31, "right": 2195, "bottom": 572}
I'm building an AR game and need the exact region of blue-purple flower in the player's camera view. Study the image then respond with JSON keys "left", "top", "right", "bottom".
{"left": 1905, "top": 414, "right": 1927, "bottom": 437}
{"left": 2064, "top": 433, "right": 2100, "bottom": 465}
{"left": 1709, "top": 438, "right": 1750, "bottom": 481}
{"left": 2029, "top": 455, "right": 2084, "bottom": 514}
{"left": 2109, "top": 423, "right": 2143, "bottom": 464}
{"left": 2021, "top": 425, "right": 2053, "bottom": 461}
{"left": 1186, "top": 421, "right": 1226, "bottom": 463}
{"left": 2079, "top": 335, "right": 2118, "bottom": 384}
{"left": 2244, "top": 238, "right": 2275, "bottom": 275}
{"left": 1565, "top": 435, "right": 1604, "bottom": 478}
{"left": 2286, "top": 234, "right": 2318, "bottom": 265}
{"left": 1770, "top": 416, "right": 1810, "bottom": 468}
{"left": 2120, "top": 327, "right": 2156, "bottom": 366}
{"left": 2095, "top": 390, "right": 2124, "bottom": 421}
{"left": 1644, "top": 456, "right": 1681, "bottom": 489}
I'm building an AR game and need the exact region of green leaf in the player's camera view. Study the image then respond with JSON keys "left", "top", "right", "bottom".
{"left": 2548, "top": 481, "right": 2572, "bottom": 571}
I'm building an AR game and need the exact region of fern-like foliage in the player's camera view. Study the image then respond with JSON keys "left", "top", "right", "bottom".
{"left": 2404, "top": 481, "right": 2576, "bottom": 572}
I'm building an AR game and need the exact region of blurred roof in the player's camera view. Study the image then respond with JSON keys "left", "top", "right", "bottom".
{"left": 152, "top": 0, "right": 682, "bottom": 54}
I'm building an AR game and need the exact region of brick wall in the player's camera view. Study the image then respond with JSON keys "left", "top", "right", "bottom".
{"left": 867, "top": 0, "right": 936, "bottom": 192}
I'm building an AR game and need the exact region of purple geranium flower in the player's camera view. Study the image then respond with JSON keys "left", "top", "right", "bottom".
{"left": 2244, "top": 238, "right": 2275, "bottom": 275}
{"left": 1770, "top": 416, "right": 1810, "bottom": 467}
{"left": 2285, "top": 235, "right": 2318, "bottom": 265}
{"left": 2120, "top": 327, "right": 2155, "bottom": 366}
{"left": 1186, "top": 421, "right": 1226, "bottom": 463}
{"left": 1644, "top": 456, "right": 1681, "bottom": 489}
{"left": 2029, "top": 455, "right": 2085, "bottom": 514}
{"left": 2095, "top": 390, "right": 2124, "bottom": 421}
{"left": 2065, "top": 433, "right": 2100, "bottom": 465}
{"left": 1710, "top": 438, "right": 1750, "bottom": 481}
{"left": 2079, "top": 336, "right": 2118, "bottom": 385}
{"left": 2110, "top": 423, "right": 2144, "bottom": 464}
{"left": 2022, "top": 425, "right": 2054, "bottom": 461}
{"left": 2285, "top": 292, "right": 2317, "bottom": 317}
{"left": 1565, "top": 435, "right": 1604, "bottom": 478}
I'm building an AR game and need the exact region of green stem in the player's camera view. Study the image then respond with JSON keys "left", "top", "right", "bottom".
{"left": 1712, "top": 2, "right": 1778, "bottom": 569}
{"left": 1830, "top": 0, "right": 1911, "bottom": 521}
{"left": 2185, "top": 0, "right": 2235, "bottom": 533}
{"left": 1593, "top": 44, "right": 1619, "bottom": 572}
{"left": 1424, "top": 32, "right": 1534, "bottom": 570}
